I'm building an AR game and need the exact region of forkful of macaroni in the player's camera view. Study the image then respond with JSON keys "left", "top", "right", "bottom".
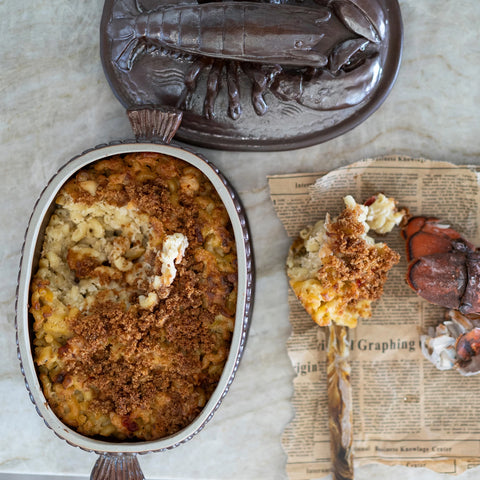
{"left": 286, "top": 194, "right": 406, "bottom": 480}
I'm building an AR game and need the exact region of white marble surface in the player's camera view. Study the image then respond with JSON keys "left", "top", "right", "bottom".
{"left": 1, "top": 1, "right": 480, "bottom": 479}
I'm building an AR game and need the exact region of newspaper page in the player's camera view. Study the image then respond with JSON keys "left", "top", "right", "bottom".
{"left": 268, "top": 156, "right": 480, "bottom": 479}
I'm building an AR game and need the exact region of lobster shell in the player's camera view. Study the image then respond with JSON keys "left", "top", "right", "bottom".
{"left": 403, "top": 217, "right": 480, "bottom": 314}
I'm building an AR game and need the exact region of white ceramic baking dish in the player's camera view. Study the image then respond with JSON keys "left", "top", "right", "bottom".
{"left": 15, "top": 141, "right": 254, "bottom": 479}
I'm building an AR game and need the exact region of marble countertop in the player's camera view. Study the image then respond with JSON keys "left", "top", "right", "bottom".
{"left": 1, "top": 1, "right": 480, "bottom": 479}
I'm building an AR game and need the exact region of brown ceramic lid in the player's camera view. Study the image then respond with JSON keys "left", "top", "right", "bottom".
{"left": 100, "top": 0, "right": 403, "bottom": 151}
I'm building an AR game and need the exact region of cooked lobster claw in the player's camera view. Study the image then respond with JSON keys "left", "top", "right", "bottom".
{"left": 404, "top": 216, "right": 480, "bottom": 374}
{"left": 402, "top": 216, "right": 474, "bottom": 262}
{"left": 407, "top": 251, "right": 467, "bottom": 311}
{"left": 403, "top": 217, "right": 479, "bottom": 314}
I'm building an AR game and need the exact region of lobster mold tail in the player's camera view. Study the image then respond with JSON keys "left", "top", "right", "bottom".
{"left": 108, "top": 0, "right": 145, "bottom": 71}
{"left": 112, "top": 37, "right": 142, "bottom": 71}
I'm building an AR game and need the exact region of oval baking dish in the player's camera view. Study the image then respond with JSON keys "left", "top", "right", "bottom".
{"left": 16, "top": 141, "right": 254, "bottom": 479}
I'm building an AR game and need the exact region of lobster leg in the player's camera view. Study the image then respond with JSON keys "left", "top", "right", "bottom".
{"left": 178, "top": 57, "right": 213, "bottom": 111}
{"left": 204, "top": 60, "right": 224, "bottom": 119}
{"left": 241, "top": 64, "right": 282, "bottom": 116}
{"left": 241, "top": 63, "right": 269, "bottom": 116}
{"left": 226, "top": 61, "right": 242, "bottom": 120}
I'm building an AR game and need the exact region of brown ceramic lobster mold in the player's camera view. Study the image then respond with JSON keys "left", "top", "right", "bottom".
{"left": 100, "top": 0, "right": 403, "bottom": 151}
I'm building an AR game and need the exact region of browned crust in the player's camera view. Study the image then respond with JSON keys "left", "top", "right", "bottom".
{"left": 31, "top": 152, "right": 237, "bottom": 441}
{"left": 318, "top": 207, "right": 400, "bottom": 305}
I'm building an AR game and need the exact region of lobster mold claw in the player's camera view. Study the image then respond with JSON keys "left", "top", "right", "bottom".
{"left": 271, "top": 53, "right": 381, "bottom": 111}
{"left": 332, "top": 0, "right": 385, "bottom": 43}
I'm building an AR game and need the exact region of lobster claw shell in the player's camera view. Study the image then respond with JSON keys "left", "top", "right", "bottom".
{"left": 406, "top": 230, "right": 459, "bottom": 263}
{"left": 407, "top": 252, "right": 467, "bottom": 311}
{"left": 332, "top": 0, "right": 385, "bottom": 43}
{"left": 402, "top": 216, "right": 474, "bottom": 262}
{"left": 407, "top": 250, "right": 480, "bottom": 315}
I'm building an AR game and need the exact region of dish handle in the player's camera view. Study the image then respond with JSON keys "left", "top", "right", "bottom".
{"left": 91, "top": 453, "right": 145, "bottom": 480}
{"left": 127, "top": 105, "right": 183, "bottom": 144}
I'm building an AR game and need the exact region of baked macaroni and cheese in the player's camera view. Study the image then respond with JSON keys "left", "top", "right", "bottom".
{"left": 30, "top": 152, "right": 237, "bottom": 441}
{"left": 287, "top": 194, "right": 405, "bottom": 327}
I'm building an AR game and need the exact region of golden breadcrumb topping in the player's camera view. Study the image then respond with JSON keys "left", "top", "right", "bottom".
{"left": 30, "top": 152, "right": 237, "bottom": 441}
{"left": 287, "top": 195, "right": 403, "bottom": 328}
